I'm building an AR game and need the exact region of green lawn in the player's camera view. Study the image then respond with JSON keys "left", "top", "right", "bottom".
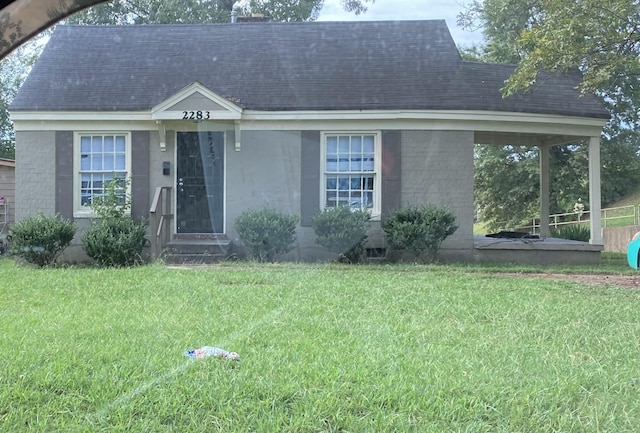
{"left": 2, "top": 259, "right": 640, "bottom": 432}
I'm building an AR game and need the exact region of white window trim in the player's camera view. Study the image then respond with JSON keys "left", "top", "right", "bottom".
{"left": 320, "top": 131, "right": 382, "bottom": 220}
{"left": 73, "top": 132, "right": 132, "bottom": 218}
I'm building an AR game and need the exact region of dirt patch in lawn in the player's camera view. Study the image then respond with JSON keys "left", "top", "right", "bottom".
{"left": 503, "top": 273, "right": 640, "bottom": 289}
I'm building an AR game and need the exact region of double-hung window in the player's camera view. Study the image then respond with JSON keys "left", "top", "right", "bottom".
{"left": 322, "top": 132, "right": 381, "bottom": 217}
{"left": 75, "top": 133, "right": 130, "bottom": 215}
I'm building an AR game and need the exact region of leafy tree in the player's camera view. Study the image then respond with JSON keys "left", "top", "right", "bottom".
{"left": 0, "top": 41, "right": 42, "bottom": 159}
{"left": 67, "top": 0, "right": 373, "bottom": 24}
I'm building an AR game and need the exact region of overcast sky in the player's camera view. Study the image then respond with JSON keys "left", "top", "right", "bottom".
{"left": 316, "top": 0, "right": 484, "bottom": 47}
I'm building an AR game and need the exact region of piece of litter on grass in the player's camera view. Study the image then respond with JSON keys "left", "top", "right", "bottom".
{"left": 185, "top": 346, "right": 240, "bottom": 361}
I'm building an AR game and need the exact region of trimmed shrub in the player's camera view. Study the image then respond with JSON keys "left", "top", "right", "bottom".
{"left": 550, "top": 224, "right": 590, "bottom": 242}
{"left": 82, "top": 177, "right": 148, "bottom": 267}
{"left": 383, "top": 204, "right": 458, "bottom": 262}
{"left": 83, "top": 218, "right": 148, "bottom": 267}
{"left": 312, "top": 206, "right": 371, "bottom": 263}
{"left": 9, "top": 212, "right": 76, "bottom": 267}
{"left": 235, "top": 208, "right": 298, "bottom": 262}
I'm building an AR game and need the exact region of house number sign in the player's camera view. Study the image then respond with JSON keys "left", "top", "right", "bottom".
{"left": 182, "top": 110, "right": 211, "bottom": 120}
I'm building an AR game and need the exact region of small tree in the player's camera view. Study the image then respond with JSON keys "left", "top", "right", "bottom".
{"left": 383, "top": 204, "right": 458, "bottom": 262}
{"left": 235, "top": 208, "right": 298, "bottom": 262}
{"left": 9, "top": 212, "right": 76, "bottom": 266}
{"left": 312, "top": 206, "right": 371, "bottom": 263}
{"left": 82, "top": 177, "right": 148, "bottom": 267}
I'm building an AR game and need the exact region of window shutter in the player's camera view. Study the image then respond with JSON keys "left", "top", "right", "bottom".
{"left": 131, "top": 131, "right": 150, "bottom": 222}
{"left": 300, "top": 131, "right": 320, "bottom": 227}
{"left": 55, "top": 131, "right": 73, "bottom": 219}
{"left": 381, "top": 131, "right": 401, "bottom": 220}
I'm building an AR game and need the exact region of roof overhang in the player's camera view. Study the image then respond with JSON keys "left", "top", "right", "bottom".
{"left": 10, "top": 108, "right": 607, "bottom": 144}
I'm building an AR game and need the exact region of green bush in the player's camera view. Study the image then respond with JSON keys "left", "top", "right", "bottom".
{"left": 83, "top": 218, "right": 148, "bottom": 267}
{"left": 81, "top": 177, "right": 148, "bottom": 267}
{"left": 235, "top": 208, "right": 298, "bottom": 262}
{"left": 383, "top": 204, "right": 458, "bottom": 262}
{"left": 312, "top": 206, "right": 371, "bottom": 263}
{"left": 550, "top": 224, "right": 590, "bottom": 242}
{"left": 9, "top": 212, "right": 76, "bottom": 267}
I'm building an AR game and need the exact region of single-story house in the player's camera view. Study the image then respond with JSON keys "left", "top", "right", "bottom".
{"left": 9, "top": 20, "right": 609, "bottom": 264}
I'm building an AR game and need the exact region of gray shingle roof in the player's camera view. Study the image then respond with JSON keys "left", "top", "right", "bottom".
{"left": 11, "top": 20, "right": 608, "bottom": 119}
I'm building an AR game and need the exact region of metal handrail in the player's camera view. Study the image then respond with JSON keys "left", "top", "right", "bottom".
{"left": 514, "top": 204, "right": 640, "bottom": 234}
{"left": 149, "top": 186, "right": 173, "bottom": 260}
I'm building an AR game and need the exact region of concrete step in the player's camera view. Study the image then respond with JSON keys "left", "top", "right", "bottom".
{"left": 163, "top": 252, "right": 228, "bottom": 265}
{"left": 162, "top": 237, "right": 233, "bottom": 264}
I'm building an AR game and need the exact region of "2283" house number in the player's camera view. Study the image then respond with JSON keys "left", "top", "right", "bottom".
{"left": 182, "top": 110, "right": 211, "bottom": 120}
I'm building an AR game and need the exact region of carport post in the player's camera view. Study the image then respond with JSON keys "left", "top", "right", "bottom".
{"left": 588, "top": 136, "right": 602, "bottom": 244}
{"left": 539, "top": 145, "right": 550, "bottom": 237}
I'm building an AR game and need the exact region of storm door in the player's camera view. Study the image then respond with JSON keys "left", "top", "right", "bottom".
{"left": 176, "top": 131, "right": 224, "bottom": 233}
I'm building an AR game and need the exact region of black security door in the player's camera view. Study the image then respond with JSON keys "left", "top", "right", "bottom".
{"left": 176, "top": 131, "right": 224, "bottom": 233}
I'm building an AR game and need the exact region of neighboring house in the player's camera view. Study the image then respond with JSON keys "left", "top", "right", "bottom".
{"left": 9, "top": 20, "right": 609, "bottom": 264}
{"left": 0, "top": 158, "right": 15, "bottom": 248}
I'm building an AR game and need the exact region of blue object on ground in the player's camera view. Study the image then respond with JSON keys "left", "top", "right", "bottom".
{"left": 627, "top": 237, "right": 640, "bottom": 269}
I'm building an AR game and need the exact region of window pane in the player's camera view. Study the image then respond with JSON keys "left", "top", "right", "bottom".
{"left": 338, "top": 177, "right": 349, "bottom": 190}
{"left": 351, "top": 155, "right": 361, "bottom": 171}
{"left": 80, "top": 154, "right": 90, "bottom": 170}
{"left": 351, "top": 136, "right": 361, "bottom": 153}
{"left": 338, "top": 157, "right": 349, "bottom": 171}
{"left": 81, "top": 136, "right": 91, "bottom": 153}
{"left": 326, "top": 156, "right": 337, "bottom": 172}
{"left": 326, "top": 177, "right": 337, "bottom": 190}
{"left": 92, "top": 136, "right": 102, "bottom": 152}
{"left": 363, "top": 155, "right": 374, "bottom": 171}
{"left": 364, "top": 176, "right": 374, "bottom": 190}
{"left": 350, "top": 191, "right": 362, "bottom": 209}
{"left": 350, "top": 176, "right": 361, "bottom": 189}
{"left": 326, "top": 136, "right": 337, "bottom": 154}
{"left": 364, "top": 192, "right": 374, "bottom": 208}
{"left": 326, "top": 191, "right": 336, "bottom": 207}
{"left": 115, "top": 154, "right": 126, "bottom": 170}
{"left": 363, "top": 135, "right": 374, "bottom": 153}
{"left": 91, "top": 155, "right": 102, "bottom": 170}
{"left": 104, "top": 154, "right": 114, "bottom": 171}
{"left": 115, "top": 136, "right": 126, "bottom": 152}
{"left": 338, "top": 136, "right": 350, "bottom": 153}
{"left": 103, "top": 136, "right": 114, "bottom": 153}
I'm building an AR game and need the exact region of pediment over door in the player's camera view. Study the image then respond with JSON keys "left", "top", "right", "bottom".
{"left": 151, "top": 82, "right": 242, "bottom": 121}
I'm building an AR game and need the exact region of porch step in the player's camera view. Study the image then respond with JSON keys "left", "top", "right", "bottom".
{"left": 162, "top": 238, "right": 233, "bottom": 265}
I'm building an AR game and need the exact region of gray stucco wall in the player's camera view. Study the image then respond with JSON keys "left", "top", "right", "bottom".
{"left": 226, "top": 130, "right": 302, "bottom": 222}
{"left": 225, "top": 130, "right": 322, "bottom": 260}
{"left": 15, "top": 131, "right": 56, "bottom": 220}
{"left": 400, "top": 130, "right": 475, "bottom": 250}
{"left": 14, "top": 126, "right": 477, "bottom": 263}
{"left": 222, "top": 129, "right": 475, "bottom": 261}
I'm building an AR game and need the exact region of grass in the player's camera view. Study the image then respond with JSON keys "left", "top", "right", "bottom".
{"left": 2, "top": 259, "right": 640, "bottom": 432}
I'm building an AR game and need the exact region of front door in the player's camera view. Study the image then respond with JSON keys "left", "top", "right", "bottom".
{"left": 176, "top": 131, "right": 224, "bottom": 233}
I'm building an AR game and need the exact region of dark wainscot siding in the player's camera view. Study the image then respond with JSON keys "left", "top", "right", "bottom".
{"left": 131, "top": 131, "right": 150, "bottom": 222}
{"left": 55, "top": 131, "right": 74, "bottom": 219}
{"left": 381, "top": 130, "right": 401, "bottom": 219}
{"left": 300, "top": 131, "right": 320, "bottom": 227}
